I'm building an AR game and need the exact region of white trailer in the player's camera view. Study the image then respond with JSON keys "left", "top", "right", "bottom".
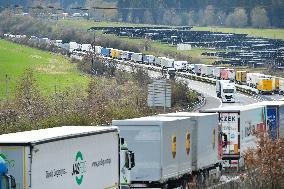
{"left": 201, "top": 65, "right": 214, "bottom": 77}
{"left": 69, "top": 42, "right": 81, "bottom": 52}
{"left": 203, "top": 104, "right": 267, "bottom": 168}
{"left": 131, "top": 53, "right": 143, "bottom": 63}
{"left": 81, "top": 44, "right": 92, "bottom": 52}
{"left": 174, "top": 61, "right": 188, "bottom": 71}
{"left": 94, "top": 46, "right": 102, "bottom": 54}
{"left": 113, "top": 114, "right": 221, "bottom": 188}
{"left": 194, "top": 64, "right": 204, "bottom": 76}
{"left": 0, "top": 126, "right": 134, "bottom": 189}
{"left": 280, "top": 78, "right": 284, "bottom": 95}
{"left": 161, "top": 58, "right": 174, "bottom": 68}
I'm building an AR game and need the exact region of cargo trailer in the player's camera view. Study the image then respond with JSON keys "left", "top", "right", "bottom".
{"left": 131, "top": 53, "right": 143, "bottom": 63}
{"left": 94, "top": 46, "right": 102, "bottom": 54}
{"left": 201, "top": 65, "right": 214, "bottom": 77}
{"left": 0, "top": 126, "right": 134, "bottom": 189}
{"left": 252, "top": 101, "right": 284, "bottom": 140}
{"left": 193, "top": 64, "right": 204, "bottom": 76}
{"left": 174, "top": 61, "right": 188, "bottom": 72}
{"left": 202, "top": 105, "right": 266, "bottom": 168}
{"left": 235, "top": 71, "right": 247, "bottom": 84}
{"left": 213, "top": 67, "right": 225, "bottom": 79}
{"left": 101, "top": 47, "right": 112, "bottom": 57}
{"left": 257, "top": 77, "right": 274, "bottom": 94}
{"left": 113, "top": 114, "right": 221, "bottom": 188}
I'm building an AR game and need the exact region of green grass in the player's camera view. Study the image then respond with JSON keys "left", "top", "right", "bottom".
{"left": 192, "top": 26, "right": 284, "bottom": 40}
{"left": 0, "top": 40, "right": 90, "bottom": 101}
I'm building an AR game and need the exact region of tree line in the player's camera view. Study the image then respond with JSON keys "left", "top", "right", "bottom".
{"left": 1, "top": 0, "right": 283, "bottom": 28}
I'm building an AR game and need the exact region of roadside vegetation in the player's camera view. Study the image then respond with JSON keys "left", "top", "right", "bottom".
{"left": 0, "top": 36, "right": 199, "bottom": 134}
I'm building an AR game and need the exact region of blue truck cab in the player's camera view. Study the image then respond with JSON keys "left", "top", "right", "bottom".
{"left": 0, "top": 157, "right": 16, "bottom": 189}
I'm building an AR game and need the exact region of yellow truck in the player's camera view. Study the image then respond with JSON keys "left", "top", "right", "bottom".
{"left": 111, "top": 49, "right": 119, "bottom": 59}
{"left": 257, "top": 77, "right": 274, "bottom": 94}
{"left": 236, "top": 71, "right": 247, "bottom": 84}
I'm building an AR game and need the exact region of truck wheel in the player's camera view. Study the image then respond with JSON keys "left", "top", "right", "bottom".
{"left": 181, "top": 179, "right": 189, "bottom": 189}
{"left": 162, "top": 183, "right": 169, "bottom": 189}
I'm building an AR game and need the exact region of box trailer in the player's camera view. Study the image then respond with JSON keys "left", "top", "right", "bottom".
{"left": 101, "top": 47, "right": 112, "bottom": 57}
{"left": 280, "top": 78, "right": 284, "bottom": 95}
{"left": 174, "top": 61, "right": 188, "bottom": 72}
{"left": 201, "top": 65, "right": 214, "bottom": 77}
{"left": 94, "top": 46, "right": 102, "bottom": 54}
{"left": 202, "top": 105, "right": 266, "bottom": 168}
{"left": 252, "top": 101, "right": 284, "bottom": 140}
{"left": 161, "top": 58, "right": 174, "bottom": 68}
{"left": 0, "top": 126, "right": 134, "bottom": 189}
{"left": 131, "top": 53, "right": 143, "bottom": 63}
{"left": 213, "top": 67, "right": 225, "bottom": 79}
{"left": 221, "top": 69, "right": 235, "bottom": 81}
{"left": 194, "top": 64, "right": 204, "bottom": 76}
{"left": 257, "top": 77, "right": 274, "bottom": 94}
{"left": 236, "top": 71, "right": 247, "bottom": 84}
{"left": 113, "top": 114, "right": 221, "bottom": 188}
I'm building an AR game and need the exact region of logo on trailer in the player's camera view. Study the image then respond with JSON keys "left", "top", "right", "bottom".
{"left": 212, "top": 129, "right": 216, "bottom": 149}
{"left": 172, "top": 135, "right": 177, "bottom": 159}
{"left": 185, "top": 131, "right": 190, "bottom": 155}
{"left": 72, "top": 151, "right": 87, "bottom": 185}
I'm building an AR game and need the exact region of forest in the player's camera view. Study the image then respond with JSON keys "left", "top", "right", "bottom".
{"left": 0, "top": 0, "right": 283, "bottom": 27}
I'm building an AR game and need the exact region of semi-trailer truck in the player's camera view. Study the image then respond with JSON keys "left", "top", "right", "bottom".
{"left": 0, "top": 126, "right": 135, "bottom": 189}
{"left": 113, "top": 114, "right": 222, "bottom": 189}
{"left": 216, "top": 80, "right": 236, "bottom": 103}
{"left": 202, "top": 104, "right": 266, "bottom": 169}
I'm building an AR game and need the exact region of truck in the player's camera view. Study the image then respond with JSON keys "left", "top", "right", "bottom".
{"left": 213, "top": 67, "right": 225, "bottom": 80}
{"left": 131, "top": 53, "right": 143, "bottom": 63}
{"left": 173, "top": 61, "right": 188, "bottom": 72}
{"left": 161, "top": 58, "right": 174, "bottom": 69}
{"left": 112, "top": 114, "right": 221, "bottom": 189}
{"left": 101, "top": 47, "right": 112, "bottom": 57}
{"left": 202, "top": 104, "right": 267, "bottom": 168}
{"left": 235, "top": 71, "right": 247, "bottom": 84}
{"left": 280, "top": 78, "right": 284, "bottom": 95}
{"left": 220, "top": 69, "right": 235, "bottom": 82}
{"left": 193, "top": 64, "right": 204, "bottom": 76}
{"left": 216, "top": 80, "right": 236, "bottom": 103}
{"left": 252, "top": 101, "right": 284, "bottom": 140}
{"left": 246, "top": 73, "right": 265, "bottom": 88}
{"left": 0, "top": 126, "right": 135, "bottom": 189}
{"left": 256, "top": 77, "right": 274, "bottom": 94}
{"left": 201, "top": 65, "right": 214, "bottom": 77}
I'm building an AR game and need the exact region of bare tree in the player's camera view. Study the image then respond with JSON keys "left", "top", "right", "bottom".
{"left": 251, "top": 6, "right": 270, "bottom": 28}
{"left": 225, "top": 8, "right": 248, "bottom": 27}
{"left": 203, "top": 5, "right": 216, "bottom": 26}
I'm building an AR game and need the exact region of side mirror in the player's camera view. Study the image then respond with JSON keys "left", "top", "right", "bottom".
{"left": 10, "top": 175, "right": 16, "bottom": 189}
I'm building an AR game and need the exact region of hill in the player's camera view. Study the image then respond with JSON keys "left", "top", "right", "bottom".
{"left": 0, "top": 39, "right": 90, "bottom": 100}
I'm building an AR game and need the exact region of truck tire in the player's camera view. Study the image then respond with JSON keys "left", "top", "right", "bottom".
{"left": 162, "top": 183, "right": 169, "bottom": 189}
{"left": 181, "top": 179, "right": 189, "bottom": 189}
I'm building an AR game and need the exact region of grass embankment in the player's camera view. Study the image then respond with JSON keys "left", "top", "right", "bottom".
{"left": 0, "top": 40, "right": 90, "bottom": 100}
{"left": 192, "top": 27, "right": 284, "bottom": 40}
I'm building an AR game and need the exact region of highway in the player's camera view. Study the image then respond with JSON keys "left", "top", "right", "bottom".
{"left": 117, "top": 63, "right": 261, "bottom": 110}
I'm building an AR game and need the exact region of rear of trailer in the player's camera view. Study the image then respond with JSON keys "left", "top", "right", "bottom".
{"left": 203, "top": 105, "right": 266, "bottom": 168}
{"left": 113, "top": 116, "right": 194, "bottom": 188}
{"left": 0, "top": 126, "right": 120, "bottom": 189}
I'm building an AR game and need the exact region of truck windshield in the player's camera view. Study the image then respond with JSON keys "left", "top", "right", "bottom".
{"left": 1, "top": 176, "right": 8, "bottom": 189}
{"left": 223, "top": 89, "right": 235, "bottom": 93}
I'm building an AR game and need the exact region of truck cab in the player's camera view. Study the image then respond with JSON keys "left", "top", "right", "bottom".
{"left": 216, "top": 80, "right": 236, "bottom": 103}
{"left": 120, "top": 138, "right": 135, "bottom": 189}
{"left": 0, "top": 157, "right": 16, "bottom": 189}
